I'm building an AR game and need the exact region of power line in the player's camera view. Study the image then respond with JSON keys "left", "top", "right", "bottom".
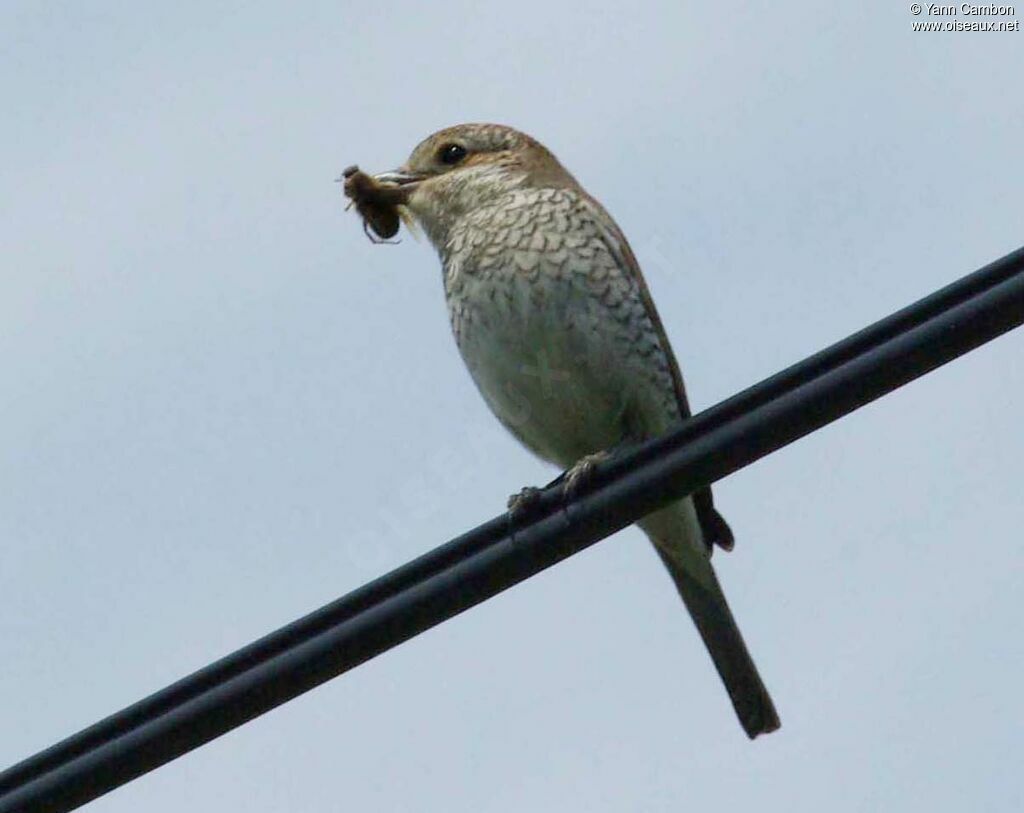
{"left": 2, "top": 244, "right": 1022, "bottom": 813}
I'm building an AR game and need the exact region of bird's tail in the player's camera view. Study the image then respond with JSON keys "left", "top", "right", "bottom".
{"left": 641, "top": 505, "right": 780, "bottom": 739}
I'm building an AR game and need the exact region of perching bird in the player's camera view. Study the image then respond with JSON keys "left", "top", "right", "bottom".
{"left": 346, "top": 123, "right": 779, "bottom": 738}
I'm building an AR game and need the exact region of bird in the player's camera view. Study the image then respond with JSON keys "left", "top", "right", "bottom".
{"left": 346, "top": 123, "right": 779, "bottom": 738}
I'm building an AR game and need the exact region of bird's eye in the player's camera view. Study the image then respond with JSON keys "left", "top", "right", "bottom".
{"left": 438, "top": 143, "right": 467, "bottom": 165}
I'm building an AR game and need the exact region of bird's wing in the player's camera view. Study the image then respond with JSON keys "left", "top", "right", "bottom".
{"left": 578, "top": 192, "right": 735, "bottom": 552}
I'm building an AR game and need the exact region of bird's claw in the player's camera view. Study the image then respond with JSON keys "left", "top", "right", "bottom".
{"left": 562, "top": 450, "right": 612, "bottom": 502}
{"left": 507, "top": 485, "right": 543, "bottom": 518}
{"left": 506, "top": 485, "right": 545, "bottom": 539}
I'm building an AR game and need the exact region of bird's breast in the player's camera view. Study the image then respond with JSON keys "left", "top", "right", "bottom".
{"left": 437, "top": 190, "right": 661, "bottom": 466}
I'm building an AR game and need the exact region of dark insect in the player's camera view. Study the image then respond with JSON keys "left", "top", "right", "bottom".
{"left": 340, "top": 165, "right": 403, "bottom": 243}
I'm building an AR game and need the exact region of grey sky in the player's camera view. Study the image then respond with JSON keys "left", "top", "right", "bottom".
{"left": 3, "top": 2, "right": 1022, "bottom": 810}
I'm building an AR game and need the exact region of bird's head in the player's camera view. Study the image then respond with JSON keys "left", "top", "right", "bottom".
{"left": 371, "top": 123, "right": 574, "bottom": 243}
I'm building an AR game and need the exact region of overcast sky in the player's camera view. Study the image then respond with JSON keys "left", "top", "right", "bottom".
{"left": 3, "top": 2, "right": 1023, "bottom": 811}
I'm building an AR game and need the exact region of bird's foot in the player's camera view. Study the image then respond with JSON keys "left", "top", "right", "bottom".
{"left": 563, "top": 450, "right": 612, "bottom": 502}
{"left": 507, "top": 485, "right": 543, "bottom": 519}
{"left": 506, "top": 485, "right": 545, "bottom": 539}
{"left": 505, "top": 450, "right": 613, "bottom": 533}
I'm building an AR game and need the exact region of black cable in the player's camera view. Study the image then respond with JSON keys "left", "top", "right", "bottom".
{"left": 2, "top": 245, "right": 1022, "bottom": 813}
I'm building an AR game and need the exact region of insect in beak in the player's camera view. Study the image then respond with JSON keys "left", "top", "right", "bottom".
{"left": 339, "top": 165, "right": 420, "bottom": 242}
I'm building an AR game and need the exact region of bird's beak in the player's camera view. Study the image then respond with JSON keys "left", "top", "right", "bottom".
{"left": 373, "top": 169, "right": 423, "bottom": 191}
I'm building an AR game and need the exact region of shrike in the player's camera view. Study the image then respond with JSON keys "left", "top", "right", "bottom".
{"left": 343, "top": 123, "right": 779, "bottom": 737}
